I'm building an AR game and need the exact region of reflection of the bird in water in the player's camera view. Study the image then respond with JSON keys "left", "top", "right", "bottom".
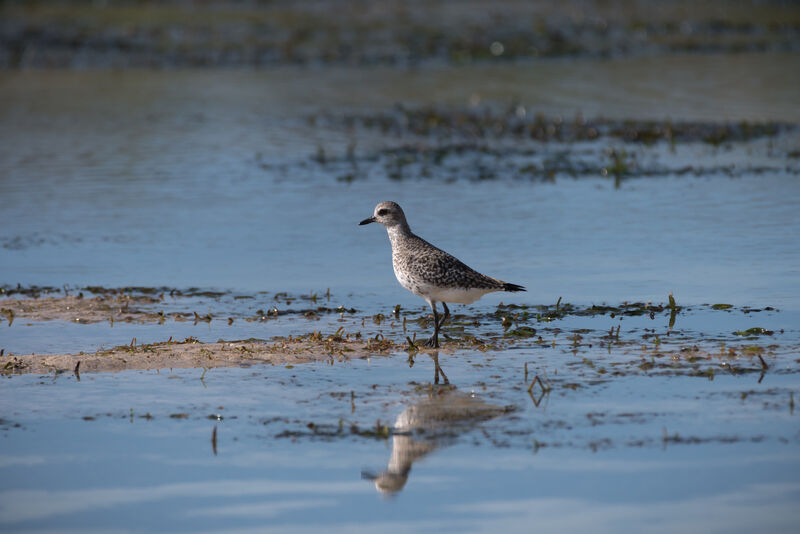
{"left": 363, "top": 352, "right": 510, "bottom": 496}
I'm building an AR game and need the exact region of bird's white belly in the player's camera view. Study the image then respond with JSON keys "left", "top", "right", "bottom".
{"left": 423, "top": 285, "right": 495, "bottom": 304}
{"left": 394, "top": 266, "right": 495, "bottom": 304}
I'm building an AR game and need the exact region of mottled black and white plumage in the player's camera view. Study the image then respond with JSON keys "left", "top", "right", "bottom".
{"left": 359, "top": 201, "right": 525, "bottom": 348}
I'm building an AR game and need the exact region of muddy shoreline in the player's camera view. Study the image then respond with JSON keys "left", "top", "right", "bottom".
{"left": 2, "top": 335, "right": 403, "bottom": 375}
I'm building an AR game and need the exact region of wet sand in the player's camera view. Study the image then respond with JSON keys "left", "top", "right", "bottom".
{"left": 2, "top": 293, "right": 166, "bottom": 324}
{"left": 2, "top": 336, "right": 397, "bottom": 375}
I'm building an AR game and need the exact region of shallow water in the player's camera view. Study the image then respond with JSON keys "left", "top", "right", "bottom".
{"left": 2, "top": 348, "right": 799, "bottom": 533}
{"left": 2, "top": 294, "right": 798, "bottom": 357}
{"left": 1, "top": 58, "right": 799, "bottom": 309}
{"left": 2, "top": 300, "right": 799, "bottom": 531}
{"left": 2, "top": 52, "right": 800, "bottom": 532}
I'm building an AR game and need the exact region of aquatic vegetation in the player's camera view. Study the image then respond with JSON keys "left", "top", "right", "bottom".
{"left": 289, "top": 105, "right": 800, "bottom": 187}
{"left": 312, "top": 106, "right": 793, "bottom": 145}
{"left": 733, "top": 327, "right": 775, "bottom": 336}
{"left": 0, "top": 284, "right": 62, "bottom": 298}
{"left": 505, "top": 326, "right": 537, "bottom": 338}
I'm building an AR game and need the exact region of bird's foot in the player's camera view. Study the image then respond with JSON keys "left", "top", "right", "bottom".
{"left": 423, "top": 336, "right": 440, "bottom": 348}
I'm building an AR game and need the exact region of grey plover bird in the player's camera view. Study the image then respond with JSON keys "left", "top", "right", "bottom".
{"left": 359, "top": 201, "right": 525, "bottom": 348}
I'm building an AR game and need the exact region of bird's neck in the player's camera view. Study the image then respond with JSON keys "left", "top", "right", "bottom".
{"left": 386, "top": 223, "right": 413, "bottom": 248}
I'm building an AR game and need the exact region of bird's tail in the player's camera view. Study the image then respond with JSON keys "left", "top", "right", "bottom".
{"left": 502, "top": 282, "right": 526, "bottom": 292}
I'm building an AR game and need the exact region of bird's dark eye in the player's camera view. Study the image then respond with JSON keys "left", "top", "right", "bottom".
{"left": 377, "top": 209, "right": 388, "bottom": 216}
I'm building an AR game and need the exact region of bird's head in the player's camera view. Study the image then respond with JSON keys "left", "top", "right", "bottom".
{"left": 359, "top": 201, "right": 408, "bottom": 229}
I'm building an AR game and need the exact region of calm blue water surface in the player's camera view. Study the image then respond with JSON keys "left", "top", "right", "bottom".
{"left": 1, "top": 56, "right": 800, "bottom": 533}
{"left": 1, "top": 62, "right": 799, "bottom": 310}
{"left": 2, "top": 353, "right": 799, "bottom": 533}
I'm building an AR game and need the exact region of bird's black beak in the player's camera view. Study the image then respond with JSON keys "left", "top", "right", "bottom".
{"left": 361, "top": 470, "right": 378, "bottom": 481}
{"left": 359, "top": 216, "right": 376, "bottom": 226}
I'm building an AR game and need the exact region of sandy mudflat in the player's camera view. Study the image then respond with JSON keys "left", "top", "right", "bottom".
{"left": 1, "top": 294, "right": 170, "bottom": 324}
{"left": 2, "top": 336, "right": 402, "bottom": 375}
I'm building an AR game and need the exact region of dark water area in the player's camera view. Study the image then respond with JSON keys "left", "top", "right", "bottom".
{"left": 3, "top": 0, "right": 800, "bottom": 68}
{"left": 2, "top": 50, "right": 800, "bottom": 532}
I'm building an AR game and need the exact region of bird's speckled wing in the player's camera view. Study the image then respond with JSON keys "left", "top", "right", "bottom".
{"left": 392, "top": 234, "right": 503, "bottom": 290}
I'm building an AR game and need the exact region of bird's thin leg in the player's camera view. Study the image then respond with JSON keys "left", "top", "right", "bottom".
{"left": 424, "top": 301, "right": 440, "bottom": 348}
{"left": 439, "top": 302, "right": 450, "bottom": 329}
